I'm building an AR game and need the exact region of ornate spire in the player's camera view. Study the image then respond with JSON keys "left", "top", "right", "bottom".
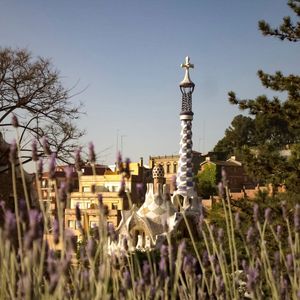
{"left": 173, "top": 56, "right": 199, "bottom": 211}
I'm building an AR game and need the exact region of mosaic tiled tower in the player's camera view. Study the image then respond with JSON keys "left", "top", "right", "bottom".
{"left": 173, "top": 56, "right": 199, "bottom": 209}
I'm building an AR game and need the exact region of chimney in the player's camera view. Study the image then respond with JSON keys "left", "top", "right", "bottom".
{"left": 140, "top": 157, "right": 143, "bottom": 167}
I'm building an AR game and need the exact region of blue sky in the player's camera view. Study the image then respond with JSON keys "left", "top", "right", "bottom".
{"left": 1, "top": 0, "right": 299, "bottom": 165}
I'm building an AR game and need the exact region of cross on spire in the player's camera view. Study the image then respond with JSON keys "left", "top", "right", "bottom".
{"left": 180, "top": 56, "right": 195, "bottom": 88}
{"left": 181, "top": 56, "right": 194, "bottom": 70}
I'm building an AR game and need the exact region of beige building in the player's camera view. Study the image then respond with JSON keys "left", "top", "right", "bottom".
{"left": 64, "top": 161, "right": 151, "bottom": 237}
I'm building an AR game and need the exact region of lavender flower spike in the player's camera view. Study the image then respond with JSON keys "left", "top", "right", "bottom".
{"left": 264, "top": 207, "right": 271, "bottom": 223}
{"left": 74, "top": 147, "right": 82, "bottom": 172}
{"left": 11, "top": 114, "right": 19, "bottom": 128}
{"left": 9, "top": 139, "right": 17, "bottom": 164}
{"left": 48, "top": 153, "right": 56, "bottom": 180}
{"left": 88, "top": 142, "right": 96, "bottom": 164}
{"left": 235, "top": 211, "right": 241, "bottom": 230}
{"left": 31, "top": 140, "right": 38, "bottom": 162}
{"left": 42, "top": 137, "right": 52, "bottom": 155}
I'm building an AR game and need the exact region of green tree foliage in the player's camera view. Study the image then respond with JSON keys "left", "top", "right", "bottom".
{"left": 258, "top": 0, "right": 300, "bottom": 42}
{"left": 196, "top": 163, "right": 217, "bottom": 198}
{"left": 214, "top": 115, "right": 256, "bottom": 155}
{"left": 228, "top": 1, "right": 300, "bottom": 132}
{"left": 239, "top": 145, "right": 287, "bottom": 191}
{"left": 285, "top": 144, "right": 300, "bottom": 192}
{"left": 215, "top": 1, "right": 300, "bottom": 192}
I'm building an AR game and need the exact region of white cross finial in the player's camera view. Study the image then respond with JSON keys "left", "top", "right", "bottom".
{"left": 181, "top": 56, "right": 194, "bottom": 70}
{"left": 180, "top": 56, "right": 195, "bottom": 87}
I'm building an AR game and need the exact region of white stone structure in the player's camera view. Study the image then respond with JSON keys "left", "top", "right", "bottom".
{"left": 109, "top": 57, "right": 201, "bottom": 253}
{"left": 172, "top": 57, "right": 201, "bottom": 212}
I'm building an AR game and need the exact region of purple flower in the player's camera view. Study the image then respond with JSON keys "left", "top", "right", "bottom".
{"left": 217, "top": 228, "right": 224, "bottom": 244}
{"left": 216, "top": 275, "right": 225, "bottom": 296}
{"left": 221, "top": 167, "right": 227, "bottom": 185}
{"left": 86, "top": 238, "right": 96, "bottom": 259}
{"left": 160, "top": 244, "right": 168, "bottom": 258}
{"left": 107, "top": 223, "right": 118, "bottom": 241}
{"left": 48, "top": 153, "right": 56, "bottom": 180}
{"left": 218, "top": 182, "right": 224, "bottom": 198}
{"left": 159, "top": 256, "right": 168, "bottom": 277}
{"left": 242, "top": 259, "right": 248, "bottom": 272}
{"left": 276, "top": 225, "right": 282, "bottom": 240}
{"left": 122, "top": 269, "right": 131, "bottom": 289}
{"left": 209, "top": 254, "right": 216, "bottom": 267}
{"left": 49, "top": 273, "right": 59, "bottom": 293}
{"left": 264, "top": 207, "right": 271, "bottom": 223}
{"left": 235, "top": 212, "right": 241, "bottom": 230}
{"left": 64, "top": 165, "right": 73, "bottom": 179}
{"left": 286, "top": 253, "right": 293, "bottom": 272}
{"left": 197, "top": 213, "right": 204, "bottom": 235}
{"left": 19, "top": 199, "right": 27, "bottom": 222}
{"left": 136, "top": 278, "right": 145, "bottom": 295}
{"left": 246, "top": 226, "right": 256, "bottom": 244}
{"left": 28, "top": 209, "right": 43, "bottom": 238}
{"left": 202, "top": 250, "right": 209, "bottom": 268}
{"left": 53, "top": 219, "right": 59, "bottom": 244}
{"left": 31, "top": 140, "right": 38, "bottom": 161}
{"left": 280, "top": 277, "right": 288, "bottom": 299}
{"left": 74, "top": 147, "right": 82, "bottom": 172}
{"left": 58, "top": 182, "right": 67, "bottom": 204}
{"left": 183, "top": 254, "right": 196, "bottom": 275}
{"left": 11, "top": 114, "right": 19, "bottom": 128}
{"left": 42, "top": 137, "right": 51, "bottom": 156}
{"left": 88, "top": 142, "right": 96, "bottom": 163}
{"left": 64, "top": 166, "right": 73, "bottom": 193}
{"left": 17, "top": 274, "right": 31, "bottom": 298}
{"left": 142, "top": 261, "right": 151, "bottom": 285}
{"left": 9, "top": 139, "right": 17, "bottom": 164}
{"left": 4, "top": 211, "right": 16, "bottom": 238}
{"left": 246, "top": 267, "right": 259, "bottom": 292}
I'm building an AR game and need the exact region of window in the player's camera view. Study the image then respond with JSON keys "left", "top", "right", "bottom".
{"left": 68, "top": 220, "right": 75, "bottom": 229}
{"left": 82, "top": 186, "right": 91, "bottom": 193}
{"left": 42, "top": 179, "right": 48, "bottom": 188}
{"left": 173, "top": 163, "right": 177, "bottom": 173}
{"left": 166, "top": 164, "right": 170, "bottom": 174}
{"left": 112, "top": 203, "right": 118, "bottom": 210}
